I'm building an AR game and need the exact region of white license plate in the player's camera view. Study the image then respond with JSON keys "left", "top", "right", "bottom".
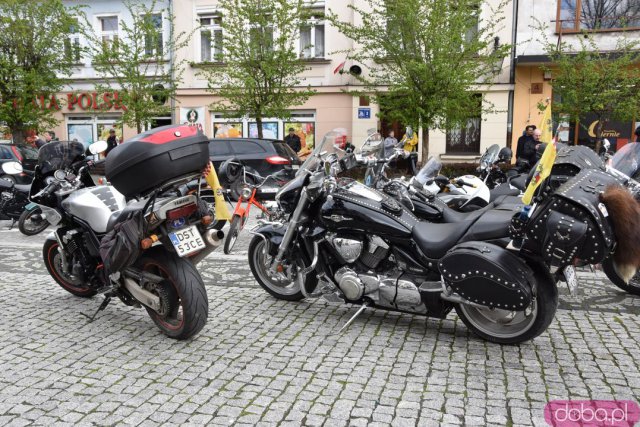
{"left": 169, "top": 225, "right": 206, "bottom": 257}
{"left": 563, "top": 265, "right": 579, "bottom": 296}
{"left": 260, "top": 188, "right": 278, "bottom": 193}
{"left": 292, "top": 165, "right": 300, "bottom": 170}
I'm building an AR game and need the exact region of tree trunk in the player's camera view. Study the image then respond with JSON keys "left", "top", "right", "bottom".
{"left": 11, "top": 125, "right": 26, "bottom": 145}
{"left": 594, "top": 118, "right": 604, "bottom": 154}
{"left": 420, "top": 127, "right": 429, "bottom": 164}
{"left": 256, "top": 115, "right": 263, "bottom": 139}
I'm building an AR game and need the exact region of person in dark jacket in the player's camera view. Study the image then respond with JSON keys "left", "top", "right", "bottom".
{"left": 516, "top": 125, "right": 537, "bottom": 170}
{"left": 284, "top": 128, "right": 301, "bottom": 153}
{"left": 105, "top": 129, "right": 119, "bottom": 156}
{"left": 634, "top": 125, "right": 640, "bottom": 142}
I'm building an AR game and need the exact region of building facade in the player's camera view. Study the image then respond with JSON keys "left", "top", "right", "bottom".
{"left": 512, "top": 0, "right": 640, "bottom": 152}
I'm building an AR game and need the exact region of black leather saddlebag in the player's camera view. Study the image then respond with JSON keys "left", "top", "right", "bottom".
{"left": 538, "top": 145, "right": 605, "bottom": 198}
{"left": 524, "top": 168, "right": 618, "bottom": 268}
{"left": 438, "top": 242, "right": 533, "bottom": 310}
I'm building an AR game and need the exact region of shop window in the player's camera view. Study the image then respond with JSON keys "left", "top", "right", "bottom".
{"left": 284, "top": 122, "right": 315, "bottom": 151}
{"left": 557, "top": 0, "right": 640, "bottom": 32}
{"left": 214, "top": 123, "right": 243, "bottom": 138}
{"left": 249, "top": 122, "right": 278, "bottom": 139}
{"left": 199, "top": 14, "right": 223, "bottom": 62}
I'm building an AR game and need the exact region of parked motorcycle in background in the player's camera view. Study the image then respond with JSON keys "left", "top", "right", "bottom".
{"left": 0, "top": 162, "right": 49, "bottom": 235}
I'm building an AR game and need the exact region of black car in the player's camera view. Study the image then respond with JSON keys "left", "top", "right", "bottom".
{"left": 209, "top": 138, "right": 301, "bottom": 199}
{"left": 0, "top": 142, "right": 38, "bottom": 184}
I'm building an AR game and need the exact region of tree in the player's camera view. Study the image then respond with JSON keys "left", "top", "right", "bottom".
{"left": 329, "top": 0, "right": 510, "bottom": 161}
{"left": 199, "top": 0, "right": 315, "bottom": 138}
{"left": 539, "top": 32, "right": 640, "bottom": 152}
{"left": 0, "top": 0, "right": 79, "bottom": 143}
{"left": 85, "top": 0, "right": 189, "bottom": 133}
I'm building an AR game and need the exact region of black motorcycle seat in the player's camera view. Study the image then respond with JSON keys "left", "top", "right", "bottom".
{"left": 509, "top": 175, "right": 527, "bottom": 191}
{"left": 441, "top": 202, "right": 493, "bottom": 223}
{"left": 459, "top": 208, "right": 516, "bottom": 242}
{"left": 106, "top": 199, "right": 147, "bottom": 232}
{"left": 14, "top": 184, "right": 30, "bottom": 193}
{"left": 489, "top": 183, "right": 520, "bottom": 202}
{"left": 412, "top": 221, "right": 473, "bottom": 259}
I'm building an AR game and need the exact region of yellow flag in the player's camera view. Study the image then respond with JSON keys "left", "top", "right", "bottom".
{"left": 522, "top": 142, "right": 557, "bottom": 205}
{"left": 539, "top": 103, "right": 553, "bottom": 143}
{"left": 204, "top": 161, "right": 232, "bottom": 220}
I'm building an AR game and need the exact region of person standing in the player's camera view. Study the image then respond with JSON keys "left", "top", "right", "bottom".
{"left": 34, "top": 133, "right": 47, "bottom": 149}
{"left": 105, "top": 129, "right": 119, "bottom": 156}
{"left": 284, "top": 127, "right": 301, "bottom": 154}
{"left": 516, "top": 125, "right": 537, "bottom": 169}
{"left": 634, "top": 125, "right": 640, "bottom": 142}
{"left": 384, "top": 130, "right": 399, "bottom": 158}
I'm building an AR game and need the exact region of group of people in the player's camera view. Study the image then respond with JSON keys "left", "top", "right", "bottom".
{"left": 515, "top": 125, "right": 543, "bottom": 168}
{"left": 26, "top": 132, "right": 53, "bottom": 149}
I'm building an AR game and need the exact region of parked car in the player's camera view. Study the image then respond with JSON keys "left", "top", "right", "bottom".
{"left": 0, "top": 142, "right": 38, "bottom": 184}
{"left": 209, "top": 138, "right": 301, "bottom": 199}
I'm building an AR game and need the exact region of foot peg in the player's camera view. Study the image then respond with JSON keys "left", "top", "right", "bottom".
{"left": 81, "top": 295, "right": 112, "bottom": 322}
{"left": 334, "top": 302, "right": 369, "bottom": 335}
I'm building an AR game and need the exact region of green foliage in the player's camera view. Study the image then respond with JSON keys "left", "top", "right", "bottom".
{"left": 85, "top": 0, "right": 190, "bottom": 133}
{"left": 199, "top": 0, "right": 315, "bottom": 138}
{"left": 0, "top": 0, "right": 79, "bottom": 142}
{"left": 539, "top": 29, "right": 640, "bottom": 148}
{"left": 329, "top": 0, "right": 511, "bottom": 159}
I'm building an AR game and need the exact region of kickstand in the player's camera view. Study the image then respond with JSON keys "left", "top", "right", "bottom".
{"left": 81, "top": 295, "right": 112, "bottom": 322}
{"left": 334, "top": 302, "right": 369, "bottom": 335}
{"left": 8, "top": 219, "right": 15, "bottom": 230}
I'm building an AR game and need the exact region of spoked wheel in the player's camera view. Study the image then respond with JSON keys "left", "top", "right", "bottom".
{"left": 136, "top": 248, "right": 208, "bottom": 340}
{"left": 248, "top": 236, "right": 317, "bottom": 301}
{"left": 19, "top": 208, "right": 49, "bottom": 236}
{"left": 43, "top": 239, "right": 96, "bottom": 297}
{"left": 223, "top": 214, "right": 244, "bottom": 254}
{"left": 455, "top": 267, "right": 558, "bottom": 344}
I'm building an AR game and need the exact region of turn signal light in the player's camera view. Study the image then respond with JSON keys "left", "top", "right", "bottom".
{"left": 141, "top": 234, "right": 159, "bottom": 249}
{"left": 166, "top": 203, "right": 198, "bottom": 220}
{"left": 266, "top": 155, "right": 291, "bottom": 165}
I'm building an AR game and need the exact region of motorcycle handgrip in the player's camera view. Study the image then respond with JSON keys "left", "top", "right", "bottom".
{"left": 456, "top": 179, "right": 477, "bottom": 188}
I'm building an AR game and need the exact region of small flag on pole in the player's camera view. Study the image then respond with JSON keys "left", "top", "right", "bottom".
{"left": 539, "top": 102, "right": 553, "bottom": 143}
{"left": 203, "top": 161, "right": 232, "bottom": 220}
{"left": 333, "top": 60, "right": 346, "bottom": 75}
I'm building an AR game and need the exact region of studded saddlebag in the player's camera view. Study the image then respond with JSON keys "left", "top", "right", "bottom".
{"left": 439, "top": 242, "right": 533, "bottom": 310}
{"left": 524, "top": 169, "right": 619, "bottom": 269}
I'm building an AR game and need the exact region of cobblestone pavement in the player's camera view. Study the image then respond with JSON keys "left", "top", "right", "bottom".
{"left": 0, "top": 218, "right": 639, "bottom": 426}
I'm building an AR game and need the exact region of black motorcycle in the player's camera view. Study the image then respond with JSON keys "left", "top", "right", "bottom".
{"left": 247, "top": 130, "right": 624, "bottom": 344}
{"left": 0, "top": 162, "right": 49, "bottom": 235}
{"left": 33, "top": 126, "right": 222, "bottom": 340}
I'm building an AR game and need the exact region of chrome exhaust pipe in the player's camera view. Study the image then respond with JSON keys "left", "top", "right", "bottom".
{"left": 191, "top": 229, "right": 225, "bottom": 265}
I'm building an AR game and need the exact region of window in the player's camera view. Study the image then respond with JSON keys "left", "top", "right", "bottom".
{"left": 446, "top": 97, "right": 482, "bottom": 154}
{"left": 64, "top": 19, "right": 81, "bottom": 63}
{"left": 0, "top": 147, "right": 12, "bottom": 160}
{"left": 300, "top": 12, "right": 325, "bottom": 59}
{"left": 199, "top": 14, "right": 223, "bottom": 62}
{"left": 98, "top": 16, "right": 119, "bottom": 50}
{"left": 209, "top": 140, "right": 232, "bottom": 156}
{"left": 231, "top": 141, "right": 266, "bottom": 155}
{"left": 557, "top": 0, "right": 640, "bottom": 32}
{"left": 144, "top": 13, "right": 163, "bottom": 56}
{"left": 249, "top": 122, "right": 278, "bottom": 139}
{"left": 214, "top": 123, "right": 243, "bottom": 138}
{"left": 249, "top": 26, "right": 274, "bottom": 54}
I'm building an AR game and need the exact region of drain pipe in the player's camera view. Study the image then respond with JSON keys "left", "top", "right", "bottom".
{"left": 506, "top": 0, "right": 519, "bottom": 148}
{"left": 168, "top": 0, "right": 176, "bottom": 124}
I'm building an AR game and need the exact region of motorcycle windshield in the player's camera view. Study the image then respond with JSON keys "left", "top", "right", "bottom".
{"left": 415, "top": 157, "right": 443, "bottom": 185}
{"left": 480, "top": 144, "right": 500, "bottom": 167}
{"left": 359, "top": 129, "right": 384, "bottom": 159}
{"left": 37, "top": 140, "right": 86, "bottom": 175}
{"left": 611, "top": 142, "right": 640, "bottom": 178}
{"left": 298, "top": 129, "right": 347, "bottom": 176}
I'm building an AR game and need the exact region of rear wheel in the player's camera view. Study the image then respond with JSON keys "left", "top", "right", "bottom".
{"left": 18, "top": 208, "right": 49, "bottom": 236}
{"left": 136, "top": 248, "right": 208, "bottom": 340}
{"left": 248, "top": 236, "right": 317, "bottom": 301}
{"left": 602, "top": 257, "right": 640, "bottom": 296}
{"left": 223, "top": 214, "right": 244, "bottom": 254}
{"left": 43, "top": 239, "right": 96, "bottom": 297}
{"left": 455, "top": 267, "right": 558, "bottom": 344}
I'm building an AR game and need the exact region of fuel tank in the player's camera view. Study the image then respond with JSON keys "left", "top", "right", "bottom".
{"left": 320, "top": 178, "right": 418, "bottom": 239}
{"left": 61, "top": 186, "right": 126, "bottom": 233}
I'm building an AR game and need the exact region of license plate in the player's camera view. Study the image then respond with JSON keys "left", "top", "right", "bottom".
{"left": 563, "top": 265, "right": 579, "bottom": 296}
{"left": 260, "top": 188, "right": 278, "bottom": 193}
{"left": 169, "top": 225, "right": 206, "bottom": 257}
{"left": 292, "top": 165, "right": 300, "bottom": 170}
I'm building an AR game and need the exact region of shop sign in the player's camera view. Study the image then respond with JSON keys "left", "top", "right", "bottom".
{"left": 33, "top": 92, "right": 127, "bottom": 111}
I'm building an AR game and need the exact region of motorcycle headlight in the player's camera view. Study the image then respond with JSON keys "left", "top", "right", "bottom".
{"left": 241, "top": 186, "right": 253, "bottom": 200}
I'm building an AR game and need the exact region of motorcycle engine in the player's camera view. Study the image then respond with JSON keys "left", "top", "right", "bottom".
{"left": 328, "top": 234, "right": 389, "bottom": 269}
{"left": 62, "top": 229, "right": 93, "bottom": 282}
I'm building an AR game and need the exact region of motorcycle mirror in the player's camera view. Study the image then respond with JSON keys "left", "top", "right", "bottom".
{"left": 2, "top": 161, "right": 23, "bottom": 175}
{"left": 434, "top": 175, "right": 449, "bottom": 185}
{"left": 89, "top": 140, "right": 108, "bottom": 155}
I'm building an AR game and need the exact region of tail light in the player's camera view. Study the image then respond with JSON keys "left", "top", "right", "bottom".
{"left": 166, "top": 203, "right": 198, "bottom": 220}
{"left": 266, "top": 155, "right": 291, "bottom": 165}
{"left": 11, "top": 146, "right": 22, "bottom": 162}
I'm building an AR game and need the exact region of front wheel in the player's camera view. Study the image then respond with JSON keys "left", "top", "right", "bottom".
{"left": 223, "top": 214, "right": 244, "bottom": 254}
{"left": 455, "top": 267, "right": 558, "bottom": 344}
{"left": 19, "top": 208, "right": 49, "bottom": 236}
{"left": 136, "top": 248, "right": 208, "bottom": 340}
{"left": 43, "top": 239, "right": 97, "bottom": 297}
{"left": 248, "top": 236, "right": 317, "bottom": 301}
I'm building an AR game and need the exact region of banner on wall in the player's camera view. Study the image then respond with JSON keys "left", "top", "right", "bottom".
{"left": 179, "top": 107, "right": 205, "bottom": 130}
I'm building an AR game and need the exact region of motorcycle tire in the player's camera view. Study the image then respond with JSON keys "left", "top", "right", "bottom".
{"left": 248, "top": 235, "right": 317, "bottom": 302}
{"left": 43, "top": 239, "right": 97, "bottom": 298}
{"left": 136, "top": 247, "right": 208, "bottom": 340}
{"left": 18, "top": 208, "right": 49, "bottom": 236}
{"left": 454, "top": 264, "right": 558, "bottom": 344}
{"left": 223, "top": 214, "right": 243, "bottom": 255}
{"left": 602, "top": 257, "right": 640, "bottom": 296}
